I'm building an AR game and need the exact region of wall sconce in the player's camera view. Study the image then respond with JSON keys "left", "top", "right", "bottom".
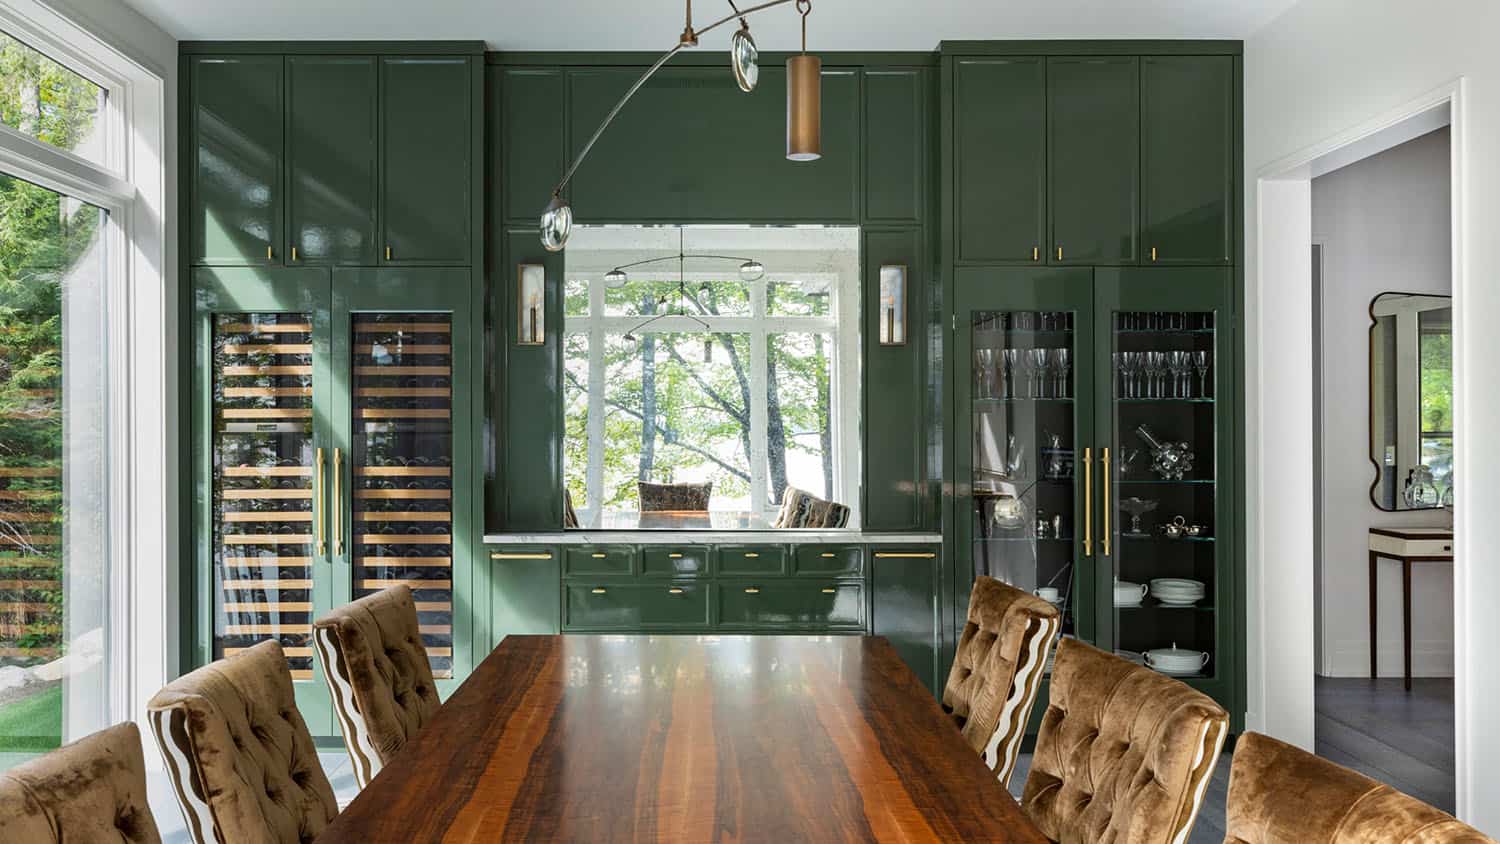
{"left": 878, "top": 265, "right": 906, "bottom": 345}
{"left": 517, "top": 264, "right": 545, "bottom": 346}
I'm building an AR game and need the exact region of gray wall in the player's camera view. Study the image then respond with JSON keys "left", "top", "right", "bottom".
{"left": 1311, "top": 126, "right": 1451, "bottom": 678}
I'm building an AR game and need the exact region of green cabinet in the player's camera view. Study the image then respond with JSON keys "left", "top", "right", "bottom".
{"left": 380, "top": 57, "right": 473, "bottom": 264}
{"left": 286, "top": 56, "right": 377, "bottom": 265}
{"left": 187, "top": 49, "right": 475, "bottom": 268}
{"left": 487, "top": 547, "right": 561, "bottom": 650}
{"left": 565, "top": 582, "right": 711, "bottom": 629}
{"left": 871, "top": 547, "right": 941, "bottom": 693}
{"left": 1047, "top": 57, "right": 1139, "bottom": 265}
{"left": 953, "top": 58, "right": 1046, "bottom": 264}
{"left": 718, "top": 581, "right": 864, "bottom": 630}
{"left": 189, "top": 56, "right": 283, "bottom": 265}
{"left": 1140, "top": 56, "right": 1234, "bottom": 265}
{"left": 192, "top": 265, "right": 476, "bottom": 736}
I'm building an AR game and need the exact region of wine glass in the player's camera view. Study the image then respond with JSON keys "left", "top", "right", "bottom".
{"left": 1052, "top": 348, "right": 1072, "bottom": 399}
{"left": 1030, "top": 348, "right": 1051, "bottom": 398}
{"left": 1193, "top": 350, "right": 1211, "bottom": 399}
{"left": 975, "top": 348, "right": 996, "bottom": 398}
{"left": 1002, "top": 349, "right": 1020, "bottom": 399}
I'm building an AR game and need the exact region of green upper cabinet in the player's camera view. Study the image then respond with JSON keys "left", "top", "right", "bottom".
{"left": 1047, "top": 56, "right": 1139, "bottom": 265}
{"left": 189, "top": 55, "right": 283, "bottom": 266}
{"left": 863, "top": 69, "right": 926, "bottom": 224}
{"left": 380, "top": 56, "right": 473, "bottom": 265}
{"left": 286, "top": 56, "right": 377, "bottom": 265}
{"left": 1140, "top": 56, "right": 1234, "bottom": 266}
{"left": 953, "top": 58, "right": 1046, "bottom": 264}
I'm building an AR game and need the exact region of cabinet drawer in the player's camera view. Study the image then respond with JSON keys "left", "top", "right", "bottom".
{"left": 717, "top": 581, "right": 864, "bottom": 629}
{"left": 793, "top": 545, "right": 863, "bottom": 577}
{"left": 564, "top": 583, "right": 709, "bottom": 629}
{"left": 717, "top": 545, "right": 786, "bottom": 575}
{"left": 642, "top": 547, "right": 711, "bottom": 577}
{"left": 563, "top": 546, "right": 635, "bottom": 577}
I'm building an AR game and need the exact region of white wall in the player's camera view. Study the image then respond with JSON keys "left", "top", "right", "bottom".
{"left": 1312, "top": 128, "right": 1452, "bottom": 679}
{"left": 1246, "top": 0, "right": 1500, "bottom": 827}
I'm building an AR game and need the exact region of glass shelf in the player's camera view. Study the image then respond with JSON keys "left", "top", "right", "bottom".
{"left": 1115, "top": 398, "right": 1214, "bottom": 404}
{"left": 1117, "top": 478, "right": 1215, "bottom": 485}
{"left": 1120, "top": 533, "right": 1216, "bottom": 542}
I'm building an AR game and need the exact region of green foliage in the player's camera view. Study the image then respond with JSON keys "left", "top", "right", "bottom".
{"left": 1420, "top": 330, "right": 1451, "bottom": 434}
{"left": 0, "top": 683, "right": 62, "bottom": 751}
{"left": 0, "top": 31, "right": 101, "bottom": 157}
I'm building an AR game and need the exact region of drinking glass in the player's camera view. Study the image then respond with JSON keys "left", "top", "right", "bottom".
{"left": 975, "top": 349, "right": 996, "bottom": 398}
{"left": 1052, "top": 348, "right": 1072, "bottom": 399}
{"left": 1002, "top": 349, "right": 1020, "bottom": 399}
{"left": 1030, "top": 348, "right": 1051, "bottom": 398}
{"left": 1194, "top": 350, "right": 1211, "bottom": 399}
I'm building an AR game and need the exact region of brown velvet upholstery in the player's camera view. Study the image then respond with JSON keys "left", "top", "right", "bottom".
{"left": 0, "top": 721, "right": 161, "bottom": 843}
{"left": 941, "top": 575, "right": 1061, "bottom": 787}
{"left": 147, "top": 639, "right": 337, "bottom": 844}
{"left": 1225, "top": 732, "right": 1493, "bottom": 843}
{"left": 637, "top": 480, "right": 713, "bottom": 512}
{"left": 1023, "top": 637, "right": 1229, "bottom": 844}
{"left": 312, "top": 584, "right": 441, "bottom": 787}
{"left": 773, "top": 486, "right": 851, "bottom": 528}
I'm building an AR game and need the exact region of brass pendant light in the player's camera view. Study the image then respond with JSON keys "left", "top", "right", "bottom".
{"left": 540, "top": 0, "right": 821, "bottom": 252}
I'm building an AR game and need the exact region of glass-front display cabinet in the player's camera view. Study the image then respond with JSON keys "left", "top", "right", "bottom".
{"left": 956, "top": 266, "right": 1235, "bottom": 717}
{"left": 194, "top": 267, "right": 473, "bottom": 733}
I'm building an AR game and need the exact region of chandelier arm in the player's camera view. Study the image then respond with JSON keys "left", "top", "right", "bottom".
{"left": 610, "top": 253, "right": 760, "bottom": 273}
{"left": 548, "top": 0, "right": 799, "bottom": 200}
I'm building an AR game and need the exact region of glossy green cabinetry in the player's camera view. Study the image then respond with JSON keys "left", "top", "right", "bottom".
{"left": 1141, "top": 56, "right": 1234, "bottom": 265}
{"left": 871, "top": 548, "right": 942, "bottom": 693}
{"left": 287, "top": 56, "right": 377, "bottom": 265}
{"left": 189, "top": 56, "right": 283, "bottom": 265}
{"left": 487, "top": 547, "right": 561, "bottom": 649}
{"left": 380, "top": 57, "right": 473, "bottom": 264}
{"left": 952, "top": 58, "right": 1046, "bottom": 264}
{"left": 1048, "top": 57, "right": 1139, "bottom": 265}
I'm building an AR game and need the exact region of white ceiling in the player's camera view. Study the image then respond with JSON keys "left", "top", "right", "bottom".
{"left": 121, "top": 0, "right": 1299, "bottom": 49}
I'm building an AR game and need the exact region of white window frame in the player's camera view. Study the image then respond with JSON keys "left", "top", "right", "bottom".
{"left": 0, "top": 0, "right": 170, "bottom": 739}
{"left": 566, "top": 266, "right": 862, "bottom": 527}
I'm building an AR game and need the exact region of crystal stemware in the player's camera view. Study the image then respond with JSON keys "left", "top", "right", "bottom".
{"left": 1193, "top": 350, "right": 1211, "bottom": 399}
{"left": 974, "top": 348, "right": 996, "bottom": 398}
{"left": 1002, "top": 349, "right": 1021, "bottom": 399}
{"left": 1118, "top": 497, "right": 1159, "bottom": 535}
{"left": 1052, "top": 348, "right": 1072, "bottom": 399}
{"left": 1030, "top": 348, "right": 1051, "bottom": 398}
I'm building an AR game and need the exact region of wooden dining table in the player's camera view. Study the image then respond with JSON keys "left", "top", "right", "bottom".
{"left": 319, "top": 634, "right": 1047, "bottom": 842}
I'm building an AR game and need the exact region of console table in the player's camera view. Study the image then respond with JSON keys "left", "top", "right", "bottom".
{"left": 1368, "top": 527, "right": 1454, "bottom": 690}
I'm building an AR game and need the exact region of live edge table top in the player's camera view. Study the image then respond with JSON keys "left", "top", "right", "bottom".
{"left": 319, "top": 634, "right": 1046, "bottom": 843}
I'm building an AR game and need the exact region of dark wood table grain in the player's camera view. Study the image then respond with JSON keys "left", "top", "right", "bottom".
{"left": 320, "top": 635, "right": 1046, "bottom": 842}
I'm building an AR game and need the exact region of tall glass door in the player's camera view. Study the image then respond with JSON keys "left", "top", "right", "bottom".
{"left": 1095, "top": 268, "right": 1233, "bottom": 697}
{"left": 195, "top": 267, "right": 333, "bottom": 731}
{"left": 333, "top": 269, "right": 472, "bottom": 686}
{"left": 955, "top": 268, "right": 1095, "bottom": 661}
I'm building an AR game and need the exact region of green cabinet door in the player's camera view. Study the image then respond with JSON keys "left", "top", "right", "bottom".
{"left": 487, "top": 547, "right": 561, "bottom": 651}
{"left": 953, "top": 58, "right": 1046, "bottom": 264}
{"left": 379, "top": 57, "right": 472, "bottom": 264}
{"left": 189, "top": 56, "right": 284, "bottom": 266}
{"left": 871, "top": 547, "right": 941, "bottom": 694}
{"left": 192, "top": 266, "right": 334, "bottom": 735}
{"left": 286, "top": 56, "right": 377, "bottom": 265}
{"left": 1047, "top": 57, "right": 1139, "bottom": 265}
{"left": 1140, "top": 56, "right": 1234, "bottom": 266}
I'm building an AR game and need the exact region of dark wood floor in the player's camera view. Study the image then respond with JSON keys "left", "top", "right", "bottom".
{"left": 1009, "top": 677, "right": 1455, "bottom": 842}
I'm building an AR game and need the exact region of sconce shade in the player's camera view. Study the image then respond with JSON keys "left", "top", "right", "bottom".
{"left": 786, "top": 54, "right": 822, "bottom": 161}
{"left": 738, "top": 260, "right": 765, "bottom": 281}
{"left": 604, "top": 268, "right": 628, "bottom": 288}
{"left": 730, "top": 25, "right": 759, "bottom": 92}
{"left": 540, "top": 195, "right": 572, "bottom": 252}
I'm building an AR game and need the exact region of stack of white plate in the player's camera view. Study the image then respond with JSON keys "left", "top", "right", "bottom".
{"left": 1149, "top": 578, "right": 1205, "bottom": 606}
{"left": 1113, "top": 579, "right": 1149, "bottom": 607}
{"left": 1142, "top": 643, "right": 1210, "bottom": 676}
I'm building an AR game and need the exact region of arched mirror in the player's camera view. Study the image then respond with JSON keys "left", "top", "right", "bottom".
{"left": 1368, "top": 291, "right": 1452, "bottom": 510}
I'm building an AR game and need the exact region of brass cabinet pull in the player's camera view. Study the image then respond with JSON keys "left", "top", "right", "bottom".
{"left": 1032, "top": 246, "right": 1039, "bottom": 262}
{"left": 333, "top": 447, "right": 343, "bottom": 556}
{"left": 314, "top": 447, "right": 326, "bottom": 556}
{"left": 591, "top": 552, "right": 607, "bottom": 558}
{"left": 1083, "top": 446, "right": 1093, "bottom": 557}
{"left": 743, "top": 552, "right": 760, "bottom": 558}
{"left": 669, "top": 553, "right": 683, "bottom": 559}
{"left": 1101, "top": 447, "right": 1112, "bottom": 557}
{"left": 820, "top": 552, "right": 835, "bottom": 558}
{"left": 290, "top": 245, "right": 298, "bottom": 262}
{"left": 1150, "top": 246, "right": 1158, "bottom": 262}
{"left": 668, "top": 587, "right": 685, "bottom": 595}
{"left": 820, "top": 587, "right": 836, "bottom": 594}
{"left": 744, "top": 587, "right": 761, "bottom": 594}
{"left": 266, "top": 245, "right": 274, "bottom": 260}
{"left": 873, "top": 552, "right": 937, "bottom": 559}
{"left": 491, "top": 552, "right": 553, "bottom": 560}
{"left": 1056, "top": 246, "right": 1063, "bottom": 261}
{"left": 385, "top": 246, "right": 392, "bottom": 261}
{"left": 591, "top": 587, "right": 607, "bottom": 595}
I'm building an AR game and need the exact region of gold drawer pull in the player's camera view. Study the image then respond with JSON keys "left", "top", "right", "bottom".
{"left": 820, "top": 552, "right": 835, "bottom": 558}
{"left": 591, "top": 587, "right": 607, "bottom": 595}
{"left": 668, "top": 587, "right": 685, "bottom": 595}
{"left": 743, "top": 552, "right": 760, "bottom": 558}
{"left": 591, "top": 552, "right": 606, "bottom": 558}
{"left": 385, "top": 245, "right": 392, "bottom": 261}
{"left": 744, "top": 587, "right": 760, "bottom": 594}
{"left": 669, "top": 553, "right": 683, "bottom": 559}
{"left": 290, "top": 245, "right": 298, "bottom": 262}
{"left": 820, "top": 587, "right": 837, "bottom": 594}
{"left": 873, "top": 552, "right": 937, "bottom": 559}
{"left": 491, "top": 552, "right": 552, "bottom": 560}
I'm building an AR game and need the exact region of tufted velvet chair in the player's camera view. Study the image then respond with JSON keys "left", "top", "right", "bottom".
{"left": 1022, "top": 637, "right": 1228, "bottom": 844}
{"left": 0, "top": 721, "right": 162, "bottom": 843}
{"left": 312, "top": 584, "right": 441, "bottom": 788}
{"left": 1225, "top": 732, "right": 1493, "bottom": 843}
{"left": 147, "top": 639, "right": 338, "bottom": 844}
{"left": 940, "top": 575, "right": 1061, "bottom": 788}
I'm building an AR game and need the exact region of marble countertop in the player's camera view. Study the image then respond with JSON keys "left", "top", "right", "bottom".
{"left": 485, "top": 509, "right": 940, "bottom": 545}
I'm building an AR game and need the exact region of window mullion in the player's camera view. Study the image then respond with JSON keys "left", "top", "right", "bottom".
{"left": 586, "top": 278, "right": 606, "bottom": 516}
{"left": 749, "top": 276, "right": 769, "bottom": 513}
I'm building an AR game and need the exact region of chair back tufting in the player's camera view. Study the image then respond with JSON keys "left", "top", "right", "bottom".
{"left": 312, "top": 584, "right": 440, "bottom": 788}
{"left": 941, "top": 575, "right": 1061, "bottom": 788}
{"left": 1224, "top": 732, "right": 1494, "bottom": 843}
{"left": 0, "top": 721, "right": 162, "bottom": 843}
{"left": 147, "top": 639, "right": 337, "bottom": 844}
{"left": 1022, "top": 637, "right": 1228, "bottom": 844}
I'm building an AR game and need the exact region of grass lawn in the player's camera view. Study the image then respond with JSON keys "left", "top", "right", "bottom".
{"left": 0, "top": 684, "right": 62, "bottom": 751}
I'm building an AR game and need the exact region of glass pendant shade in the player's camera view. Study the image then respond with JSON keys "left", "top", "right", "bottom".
{"left": 540, "top": 195, "right": 572, "bottom": 252}
{"left": 730, "top": 25, "right": 759, "bottom": 92}
{"left": 738, "top": 260, "right": 765, "bottom": 281}
{"left": 786, "top": 54, "right": 822, "bottom": 161}
{"left": 604, "top": 268, "right": 628, "bottom": 288}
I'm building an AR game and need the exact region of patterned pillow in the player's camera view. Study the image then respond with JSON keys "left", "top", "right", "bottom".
{"left": 638, "top": 481, "right": 712, "bottom": 512}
